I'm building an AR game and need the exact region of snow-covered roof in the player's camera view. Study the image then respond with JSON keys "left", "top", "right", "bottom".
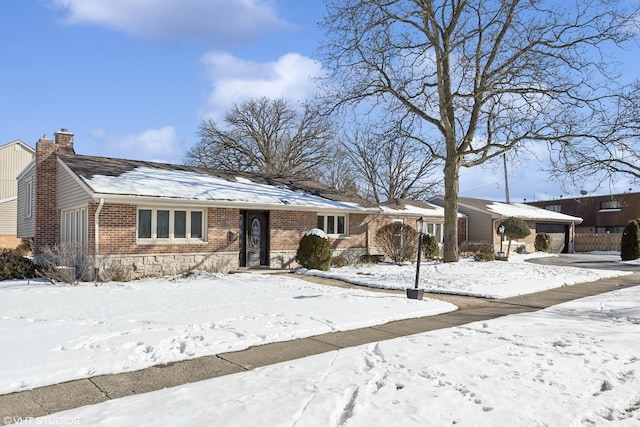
{"left": 379, "top": 199, "right": 466, "bottom": 218}
{"left": 59, "top": 154, "right": 376, "bottom": 212}
{"left": 486, "top": 201, "right": 583, "bottom": 223}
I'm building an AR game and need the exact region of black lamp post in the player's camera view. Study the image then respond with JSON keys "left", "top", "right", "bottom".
{"left": 407, "top": 217, "right": 427, "bottom": 300}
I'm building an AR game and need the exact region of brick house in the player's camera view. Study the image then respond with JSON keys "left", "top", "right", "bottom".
{"left": 16, "top": 130, "right": 446, "bottom": 278}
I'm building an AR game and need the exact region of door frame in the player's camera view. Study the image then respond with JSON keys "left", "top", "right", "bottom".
{"left": 239, "top": 210, "right": 270, "bottom": 267}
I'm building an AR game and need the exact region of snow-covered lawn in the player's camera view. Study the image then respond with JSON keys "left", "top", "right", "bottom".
{"left": 40, "top": 284, "right": 640, "bottom": 426}
{"left": 0, "top": 252, "right": 634, "bottom": 419}
{"left": 0, "top": 272, "right": 455, "bottom": 395}
{"left": 300, "top": 253, "right": 632, "bottom": 298}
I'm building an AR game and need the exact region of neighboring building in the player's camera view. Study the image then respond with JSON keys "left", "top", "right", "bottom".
{"left": 525, "top": 192, "right": 640, "bottom": 234}
{"left": 0, "top": 140, "right": 35, "bottom": 249}
{"left": 17, "top": 129, "right": 444, "bottom": 278}
{"left": 430, "top": 196, "right": 583, "bottom": 253}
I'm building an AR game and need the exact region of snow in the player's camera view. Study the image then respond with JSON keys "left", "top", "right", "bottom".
{"left": 487, "top": 201, "right": 583, "bottom": 222}
{"left": 0, "top": 272, "right": 455, "bottom": 395}
{"left": 299, "top": 253, "right": 631, "bottom": 298}
{"left": 2, "top": 254, "right": 638, "bottom": 425}
{"left": 380, "top": 201, "right": 447, "bottom": 217}
{"left": 305, "top": 228, "right": 328, "bottom": 238}
{"left": 35, "top": 282, "right": 640, "bottom": 426}
{"left": 83, "top": 166, "right": 367, "bottom": 211}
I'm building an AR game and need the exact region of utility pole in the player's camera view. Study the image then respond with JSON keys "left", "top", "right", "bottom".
{"left": 503, "top": 153, "right": 510, "bottom": 203}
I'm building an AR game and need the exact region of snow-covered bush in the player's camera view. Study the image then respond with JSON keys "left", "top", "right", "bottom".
{"left": 296, "top": 229, "right": 331, "bottom": 271}
{"left": 535, "top": 233, "right": 552, "bottom": 252}
{"left": 620, "top": 219, "right": 640, "bottom": 261}
{"left": 376, "top": 223, "right": 419, "bottom": 263}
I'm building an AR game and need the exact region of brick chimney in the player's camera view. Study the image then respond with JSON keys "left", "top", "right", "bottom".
{"left": 34, "top": 134, "right": 59, "bottom": 255}
{"left": 54, "top": 128, "right": 75, "bottom": 154}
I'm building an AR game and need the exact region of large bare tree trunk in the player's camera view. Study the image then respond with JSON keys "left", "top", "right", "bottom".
{"left": 443, "top": 153, "right": 460, "bottom": 262}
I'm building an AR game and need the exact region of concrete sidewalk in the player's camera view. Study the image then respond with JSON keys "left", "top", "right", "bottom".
{"left": 1, "top": 273, "right": 638, "bottom": 421}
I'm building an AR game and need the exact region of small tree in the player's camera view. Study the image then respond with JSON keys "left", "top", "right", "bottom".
{"left": 534, "top": 233, "right": 552, "bottom": 253}
{"left": 376, "top": 223, "right": 419, "bottom": 263}
{"left": 620, "top": 219, "right": 640, "bottom": 261}
{"left": 296, "top": 229, "right": 332, "bottom": 271}
{"left": 497, "top": 217, "right": 531, "bottom": 260}
{"left": 422, "top": 234, "right": 440, "bottom": 259}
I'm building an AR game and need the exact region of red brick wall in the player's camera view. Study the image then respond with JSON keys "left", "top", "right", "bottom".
{"left": 34, "top": 138, "right": 59, "bottom": 254}
{"left": 269, "top": 210, "right": 316, "bottom": 250}
{"left": 91, "top": 203, "right": 240, "bottom": 256}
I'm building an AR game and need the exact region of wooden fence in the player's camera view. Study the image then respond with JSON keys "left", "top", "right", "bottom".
{"left": 574, "top": 233, "right": 622, "bottom": 252}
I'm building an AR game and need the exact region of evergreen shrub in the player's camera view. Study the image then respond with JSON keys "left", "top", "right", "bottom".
{"left": 534, "top": 233, "right": 552, "bottom": 252}
{"left": 620, "top": 219, "right": 640, "bottom": 261}
{"left": 296, "top": 230, "right": 331, "bottom": 271}
{"left": 422, "top": 234, "right": 440, "bottom": 259}
{"left": 0, "top": 249, "right": 37, "bottom": 281}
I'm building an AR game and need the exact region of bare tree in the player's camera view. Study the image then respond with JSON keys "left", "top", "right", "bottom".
{"left": 318, "top": 0, "right": 638, "bottom": 262}
{"left": 185, "top": 97, "right": 335, "bottom": 176}
{"left": 549, "top": 81, "right": 640, "bottom": 189}
{"left": 318, "top": 145, "right": 361, "bottom": 197}
{"left": 341, "top": 123, "right": 442, "bottom": 203}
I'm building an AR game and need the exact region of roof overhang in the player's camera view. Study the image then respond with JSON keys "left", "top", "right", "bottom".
{"left": 91, "top": 193, "right": 380, "bottom": 214}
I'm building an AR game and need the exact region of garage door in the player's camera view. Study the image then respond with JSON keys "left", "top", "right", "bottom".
{"left": 536, "top": 224, "right": 568, "bottom": 253}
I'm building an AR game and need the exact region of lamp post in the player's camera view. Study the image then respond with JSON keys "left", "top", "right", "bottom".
{"left": 497, "top": 224, "right": 506, "bottom": 260}
{"left": 407, "top": 217, "right": 427, "bottom": 300}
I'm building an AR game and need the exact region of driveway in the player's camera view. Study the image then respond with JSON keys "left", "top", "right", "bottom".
{"left": 526, "top": 252, "right": 640, "bottom": 271}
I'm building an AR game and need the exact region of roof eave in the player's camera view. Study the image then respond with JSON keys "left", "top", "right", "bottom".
{"left": 91, "top": 193, "right": 378, "bottom": 213}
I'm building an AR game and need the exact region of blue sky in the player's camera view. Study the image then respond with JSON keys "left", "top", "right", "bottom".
{"left": 2, "top": 0, "right": 638, "bottom": 203}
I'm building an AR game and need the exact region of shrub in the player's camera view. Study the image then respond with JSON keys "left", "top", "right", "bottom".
{"left": 331, "top": 255, "right": 348, "bottom": 268}
{"left": 38, "top": 243, "right": 95, "bottom": 284}
{"left": 359, "top": 254, "right": 383, "bottom": 264}
{"left": 534, "top": 233, "right": 552, "bottom": 252}
{"left": 0, "top": 249, "right": 37, "bottom": 280}
{"left": 296, "top": 229, "right": 331, "bottom": 271}
{"left": 474, "top": 252, "right": 495, "bottom": 262}
{"left": 422, "top": 234, "right": 440, "bottom": 259}
{"left": 376, "top": 222, "right": 419, "bottom": 263}
{"left": 620, "top": 219, "right": 640, "bottom": 261}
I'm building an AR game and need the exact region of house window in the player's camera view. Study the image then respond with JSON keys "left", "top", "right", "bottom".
{"left": 137, "top": 208, "right": 206, "bottom": 243}
{"left": 600, "top": 200, "right": 621, "bottom": 210}
{"left": 317, "top": 214, "right": 347, "bottom": 236}
{"left": 426, "top": 223, "right": 443, "bottom": 243}
{"left": 544, "top": 205, "right": 562, "bottom": 212}
{"left": 25, "top": 179, "right": 33, "bottom": 218}
{"left": 61, "top": 207, "right": 87, "bottom": 244}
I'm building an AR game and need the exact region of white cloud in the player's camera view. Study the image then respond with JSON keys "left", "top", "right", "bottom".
{"left": 50, "top": 0, "right": 291, "bottom": 44}
{"left": 91, "top": 127, "right": 184, "bottom": 163}
{"left": 199, "top": 51, "right": 324, "bottom": 120}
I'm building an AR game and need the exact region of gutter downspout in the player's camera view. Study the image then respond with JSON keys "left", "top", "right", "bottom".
{"left": 94, "top": 198, "right": 104, "bottom": 282}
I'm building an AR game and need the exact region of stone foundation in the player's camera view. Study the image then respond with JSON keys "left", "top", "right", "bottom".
{"left": 98, "top": 252, "right": 239, "bottom": 280}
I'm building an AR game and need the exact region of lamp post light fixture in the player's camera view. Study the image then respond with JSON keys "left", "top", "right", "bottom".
{"left": 407, "top": 217, "right": 427, "bottom": 300}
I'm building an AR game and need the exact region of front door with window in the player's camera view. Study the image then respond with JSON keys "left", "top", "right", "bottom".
{"left": 240, "top": 211, "right": 269, "bottom": 267}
